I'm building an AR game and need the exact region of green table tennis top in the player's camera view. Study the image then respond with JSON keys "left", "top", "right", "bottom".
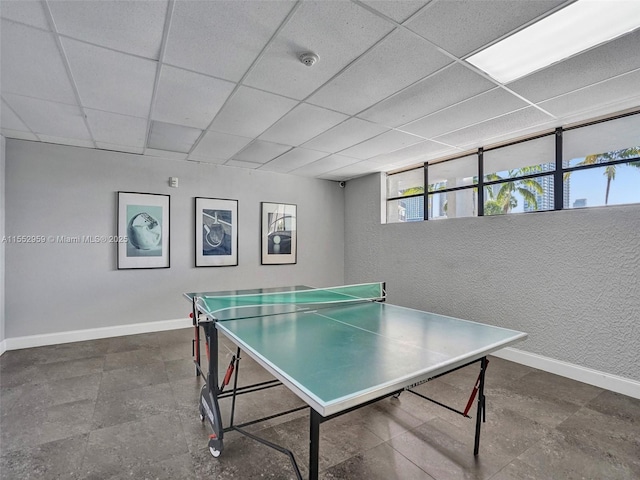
{"left": 185, "top": 284, "right": 527, "bottom": 416}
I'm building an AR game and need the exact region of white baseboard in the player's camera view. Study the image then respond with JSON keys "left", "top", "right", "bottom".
{"left": 2, "top": 318, "right": 191, "bottom": 351}
{"left": 493, "top": 347, "right": 640, "bottom": 400}
{"left": 0, "top": 339, "right": 6, "bottom": 356}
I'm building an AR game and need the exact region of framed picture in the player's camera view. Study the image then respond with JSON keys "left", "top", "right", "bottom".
{"left": 261, "top": 202, "right": 297, "bottom": 265}
{"left": 117, "top": 192, "right": 170, "bottom": 269}
{"left": 195, "top": 197, "right": 238, "bottom": 267}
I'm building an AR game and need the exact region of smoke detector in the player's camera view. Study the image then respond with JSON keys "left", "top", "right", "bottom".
{"left": 299, "top": 52, "right": 319, "bottom": 67}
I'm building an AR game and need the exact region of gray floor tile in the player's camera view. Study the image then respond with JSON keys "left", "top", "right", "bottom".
{"left": 98, "top": 361, "right": 169, "bottom": 394}
{"left": 1, "top": 327, "right": 638, "bottom": 480}
{"left": 555, "top": 405, "right": 640, "bottom": 474}
{"left": 485, "top": 384, "right": 582, "bottom": 428}
{"left": 586, "top": 388, "right": 640, "bottom": 421}
{"left": 497, "top": 429, "right": 639, "bottom": 480}
{"left": 99, "top": 452, "right": 197, "bottom": 480}
{"left": 329, "top": 396, "right": 425, "bottom": 441}
{"left": 91, "top": 381, "right": 178, "bottom": 429}
{"left": 0, "top": 433, "right": 89, "bottom": 479}
{"left": 0, "top": 356, "right": 104, "bottom": 388}
{"left": 103, "top": 348, "right": 164, "bottom": 371}
{"left": 80, "top": 413, "right": 189, "bottom": 479}
{"left": 1, "top": 398, "right": 95, "bottom": 453}
{"left": 321, "top": 442, "right": 436, "bottom": 480}
{"left": 389, "top": 417, "right": 513, "bottom": 480}
{"left": 1, "top": 372, "right": 101, "bottom": 417}
{"left": 268, "top": 413, "right": 386, "bottom": 473}
{"left": 508, "top": 369, "right": 604, "bottom": 407}
{"left": 104, "top": 333, "right": 161, "bottom": 353}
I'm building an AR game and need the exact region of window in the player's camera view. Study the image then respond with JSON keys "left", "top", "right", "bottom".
{"left": 385, "top": 110, "right": 640, "bottom": 222}
{"left": 428, "top": 155, "right": 477, "bottom": 219}
{"left": 386, "top": 167, "right": 424, "bottom": 223}
{"left": 563, "top": 114, "right": 640, "bottom": 208}
{"left": 483, "top": 135, "right": 556, "bottom": 215}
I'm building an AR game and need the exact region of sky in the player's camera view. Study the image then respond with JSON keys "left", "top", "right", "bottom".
{"left": 568, "top": 163, "right": 640, "bottom": 207}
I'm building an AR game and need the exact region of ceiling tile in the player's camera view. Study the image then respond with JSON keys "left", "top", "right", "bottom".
{"left": 48, "top": 0, "right": 167, "bottom": 59}
{"left": 539, "top": 69, "right": 640, "bottom": 121}
{"left": 1, "top": 98, "right": 31, "bottom": 131}
{"left": 62, "top": 37, "right": 157, "bottom": 117}
{"left": 3, "top": 0, "right": 640, "bottom": 181}
{"left": 508, "top": 29, "right": 640, "bottom": 103}
{"left": 399, "top": 88, "right": 528, "bottom": 138}
{"left": 318, "top": 160, "right": 384, "bottom": 181}
{"left": 165, "top": 0, "right": 295, "bottom": 81}
{"left": 3, "top": 93, "right": 91, "bottom": 140}
{"left": 85, "top": 109, "right": 147, "bottom": 148}
{"left": 406, "top": 0, "right": 565, "bottom": 57}
{"left": 209, "top": 86, "right": 298, "bottom": 138}
{"left": 434, "top": 107, "right": 555, "bottom": 149}
{"left": 188, "top": 155, "right": 227, "bottom": 165}
{"left": 147, "top": 120, "right": 201, "bottom": 153}
{"left": 233, "top": 140, "right": 292, "bottom": 164}
{"left": 259, "top": 147, "right": 328, "bottom": 173}
{"left": 359, "top": 0, "right": 428, "bottom": 23}
{"left": 1, "top": 129, "right": 38, "bottom": 141}
{"left": 1, "top": 20, "right": 77, "bottom": 103}
{"left": 307, "top": 28, "right": 452, "bottom": 115}
{"left": 358, "top": 63, "right": 495, "bottom": 127}
{"left": 153, "top": 65, "right": 235, "bottom": 129}
{"left": 144, "top": 148, "right": 188, "bottom": 160}
{"left": 301, "top": 118, "right": 388, "bottom": 153}
{"left": 95, "top": 142, "right": 144, "bottom": 155}
{"left": 0, "top": 0, "right": 51, "bottom": 29}
{"left": 36, "top": 135, "right": 93, "bottom": 148}
{"left": 225, "top": 159, "right": 262, "bottom": 169}
{"left": 367, "top": 139, "right": 458, "bottom": 166}
{"left": 190, "top": 131, "right": 253, "bottom": 161}
{"left": 289, "top": 153, "right": 360, "bottom": 177}
{"left": 244, "top": 1, "right": 394, "bottom": 99}
{"left": 259, "top": 103, "right": 348, "bottom": 146}
{"left": 339, "top": 129, "right": 425, "bottom": 159}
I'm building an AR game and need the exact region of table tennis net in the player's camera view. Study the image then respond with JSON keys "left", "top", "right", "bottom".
{"left": 194, "top": 282, "right": 385, "bottom": 321}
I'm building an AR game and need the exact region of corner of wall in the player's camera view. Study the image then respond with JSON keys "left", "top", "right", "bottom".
{"left": 1, "top": 135, "right": 6, "bottom": 349}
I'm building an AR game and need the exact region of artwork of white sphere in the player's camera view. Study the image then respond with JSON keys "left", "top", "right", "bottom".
{"left": 128, "top": 212, "right": 161, "bottom": 250}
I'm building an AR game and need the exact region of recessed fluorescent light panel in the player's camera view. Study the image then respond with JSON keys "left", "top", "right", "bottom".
{"left": 466, "top": 0, "right": 640, "bottom": 83}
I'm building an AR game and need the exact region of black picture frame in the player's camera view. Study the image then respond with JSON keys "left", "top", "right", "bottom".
{"left": 261, "top": 202, "right": 297, "bottom": 265}
{"left": 117, "top": 191, "right": 170, "bottom": 269}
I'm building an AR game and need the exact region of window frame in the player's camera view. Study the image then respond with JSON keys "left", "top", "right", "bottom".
{"left": 385, "top": 110, "right": 640, "bottom": 223}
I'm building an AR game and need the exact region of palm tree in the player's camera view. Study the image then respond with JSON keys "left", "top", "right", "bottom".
{"left": 565, "top": 147, "right": 640, "bottom": 205}
{"left": 401, "top": 186, "right": 424, "bottom": 196}
{"left": 485, "top": 168, "right": 545, "bottom": 214}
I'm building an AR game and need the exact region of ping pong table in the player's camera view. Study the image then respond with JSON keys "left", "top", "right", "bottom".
{"left": 185, "top": 283, "right": 527, "bottom": 479}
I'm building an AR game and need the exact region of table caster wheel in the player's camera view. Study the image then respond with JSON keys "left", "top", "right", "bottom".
{"left": 208, "top": 437, "right": 223, "bottom": 458}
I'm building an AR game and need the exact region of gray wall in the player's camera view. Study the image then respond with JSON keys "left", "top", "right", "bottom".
{"left": 345, "top": 173, "right": 640, "bottom": 382}
{"left": 1, "top": 135, "right": 5, "bottom": 344}
{"left": 4, "top": 139, "right": 345, "bottom": 338}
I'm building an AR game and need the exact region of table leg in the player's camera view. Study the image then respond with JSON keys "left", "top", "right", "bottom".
{"left": 309, "top": 409, "right": 321, "bottom": 480}
{"left": 473, "top": 356, "right": 487, "bottom": 455}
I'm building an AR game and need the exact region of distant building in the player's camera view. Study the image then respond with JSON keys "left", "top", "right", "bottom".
{"left": 524, "top": 164, "right": 570, "bottom": 211}
{"left": 573, "top": 198, "right": 587, "bottom": 208}
{"left": 400, "top": 196, "right": 424, "bottom": 221}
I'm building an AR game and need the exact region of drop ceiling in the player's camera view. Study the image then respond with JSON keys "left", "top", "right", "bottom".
{"left": 1, "top": 0, "right": 639, "bottom": 181}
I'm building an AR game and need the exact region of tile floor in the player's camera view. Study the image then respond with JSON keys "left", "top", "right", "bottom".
{"left": 1, "top": 327, "right": 638, "bottom": 479}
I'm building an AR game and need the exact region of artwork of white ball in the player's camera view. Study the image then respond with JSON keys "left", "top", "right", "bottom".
{"left": 128, "top": 212, "right": 162, "bottom": 250}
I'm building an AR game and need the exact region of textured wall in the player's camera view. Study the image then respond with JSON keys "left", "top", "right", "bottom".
{"left": 345, "top": 173, "right": 640, "bottom": 381}
{"left": 5, "top": 139, "right": 345, "bottom": 338}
